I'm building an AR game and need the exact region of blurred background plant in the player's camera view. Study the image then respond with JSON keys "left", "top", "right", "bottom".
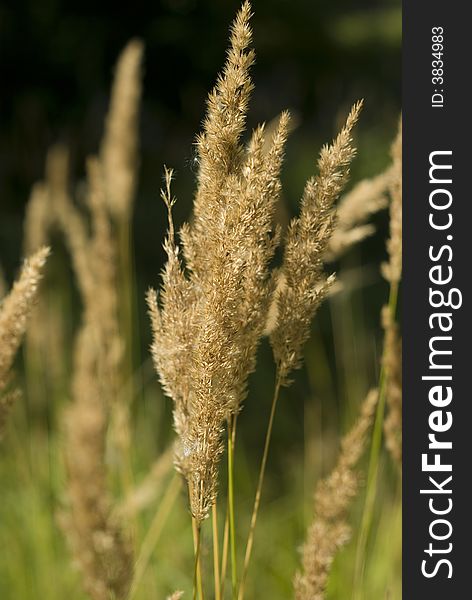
{"left": 0, "top": 1, "right": 401, "bottom": 598}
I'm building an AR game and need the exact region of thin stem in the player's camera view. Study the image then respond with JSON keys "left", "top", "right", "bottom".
{"left": 238, "top": 375, "right": 282, "bottom": 600}
{"left": 192, "top": 518, "right": 204, "bottom": 600}
{"left": 212, "top": 502, "right": 221, "bottom": 600}
{"left": 352, "top": 282, "right": 399, "bottom": 598}
{"left": 128, "top": 474, "right": 181, "bottom": 599}
{"left": 219, "top": 502, "right": 230, "bottom": 600}
{"left": 221, "top": 417, "right": 237, "bottom": 599}
{"left": 227, "top": 416, "right": 237, "bottom": 600}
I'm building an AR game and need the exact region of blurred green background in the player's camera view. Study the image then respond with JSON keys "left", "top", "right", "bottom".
{"left": 0, "top": 1, "right": 401, "bottom": 598}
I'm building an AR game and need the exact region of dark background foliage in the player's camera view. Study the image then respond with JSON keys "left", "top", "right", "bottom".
{"left": 0, "top": 0, "right": 400, "bottom": 271}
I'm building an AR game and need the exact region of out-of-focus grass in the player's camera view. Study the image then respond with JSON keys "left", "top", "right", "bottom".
{"left": 0, "top": 122, "right": 400, "bottom": 599}
{"left": 0, "top": 375, "right": 401, "bottom": 600}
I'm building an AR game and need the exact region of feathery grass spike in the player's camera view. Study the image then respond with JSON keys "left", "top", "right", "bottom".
{"left": 381, "top": 119, "right": 402, "bottom": 285}
{"left": 294, "top": 390, "right": 378, "bottom": 600}
{"left": 0, "top": 247, "right": 49, "bottom": 435}
{"left": 270, "top": 101, "right": 362, "bottom": 384}
{"left": 382, "top": 119, "right": 403, "bottom": 467}
{"left": 382, "top": 306, "right": 402, "bottom": 466}
{"left": 148, "top": 2, "right": 291, "bottom": 522}
{"left": 60, "top": 326, "right": 132, "bottom": 600}
{"left": 327, "top": 168, "right": 390, "bottom": 261}
{"left": 60, "top": 159, "right": 132, "bottom": 600}
{"left": 101, "top": 39, "right": 144, "bottom": 221}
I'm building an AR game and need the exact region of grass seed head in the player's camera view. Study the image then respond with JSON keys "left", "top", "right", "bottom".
{"left": 270, "top": 101, "right": 362, "bottom": 384}
{"left": 101, "top": 39, "right": 144, "bottom": 221}
{"left": 294, "top": 389, "right": 378, "bottom": 600}
{"left": 148, "top": 3, "right": 293, "bottom": 521}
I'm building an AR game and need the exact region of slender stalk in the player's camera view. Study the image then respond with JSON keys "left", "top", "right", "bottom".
{"left": 192, "top": 518, "right": 204, "bottom": 600}
{"left": 220, "top": 503, "right": 230, "bottom": 600}
{"left": 220, "top": 416, "right": 238, "bottom": 599}
{"left": 352, "top": 282, "right": 399, "bottom": 597}
{"left": 227, "top": 416, "right": 237, "bottom": 600}
{"left": 212, "top": 502, "right": 221, "bottom": 600}
{"left": 128, "top": 474, "right": 181, "bottom": 599}
{"left": 187, "top": 477, "right": 204, "bottom": 600}
{"left": 238, "top": 375, "right": 282, "bottom": 600}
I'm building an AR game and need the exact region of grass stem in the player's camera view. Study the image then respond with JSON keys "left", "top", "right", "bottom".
{"left": 353, "top": 282, "right": 399, "bottom": 597}
{"left": 192, "top": 518, "right": 204, "bottom": 600}
{"left": 219, "top": 501, "right": 230, "bottom": 600}
{"left": 227, "top": 416, "right": 237, "bottom": 600}
{"left": 212, "top": 502, "right": 221, "bottom": 600}
{"left": 128, "top": 474, "right": 181, "bottom": 599}
{"left": 238, "top": 375, "right": 282, "bottom": 600}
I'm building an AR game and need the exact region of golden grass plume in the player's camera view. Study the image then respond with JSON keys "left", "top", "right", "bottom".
{"left": 60, "top": 324, "right": 132, "bottom": 600}
{"left": 294, "top": 389, "right": 378, "bottom": 600}
{"left": 23, "top": 146, "right": 70, "bottom": 389}
{"left": 270, "top": 101, "right": 362, "bottom": 384}
{"left": 327, "top": 168, "right": 390, "bottom": 261}
{"left": 101, "top": 39, "right": 143, "bottom": 222}
{"left": 382, "top": 119, "right": 403, "bottom": 467}
{"left": 382, "top": 306, "right": 402, "bottom": 466}
{"left": 0, "top": 246, "right": 50, "bottom": 435}
{"left": 56, "top": 39, "right": 145, "bottom": 594}
{"left": 148, "top": 1, "right": 292, "bottom": 522}
{"left": 148, "top": 3, "right": 363, "bottom": 524}
{"left": 381, "top": 119, "right": 402, "bottom": 285}
{"left": 59, "top": 159, "right": 132, "bottom": 600}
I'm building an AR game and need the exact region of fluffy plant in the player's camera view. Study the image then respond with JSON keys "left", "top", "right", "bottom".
{"left": 294, "top": 389, "right": 378, "bottom": 600}
{"left": 55, "top": 40, "right": 143, "bottom": 600}
{"left": 58, "top": 158, "right": 133, "bottom": 600}
{"left": 146, "top": 4, "right": 381, "bottom": 600}
{"left": 0, "top": 247, "right": 49, "bottom": 437}
{"left": 0, "top": 4, "right": 402, "bottom": 600}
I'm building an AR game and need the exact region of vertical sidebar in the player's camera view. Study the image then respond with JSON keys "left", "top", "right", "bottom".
{"left": 403, "top": 1, "right": 471, "bottom": 597}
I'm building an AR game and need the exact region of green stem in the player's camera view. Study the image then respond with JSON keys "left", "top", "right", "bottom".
{"left": 192, "top": 518, "right": 204, "bottom": 600}
{"left": 353, "top": 282, "right": 399, "bottom": 597}
{"left": 227, "top": 416, "right": 237, "bottom": 600}
{"left": 219, "top": 501, "right": 230, "bottom": 600}
{"left": 212, "top": 502, "right": 221, "bottom": 600}
{"left": 238, "top": 375, "right": 282, "bottom": 600}
{"left": 128, "top": 474, "right": 181, "bottom": 599}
